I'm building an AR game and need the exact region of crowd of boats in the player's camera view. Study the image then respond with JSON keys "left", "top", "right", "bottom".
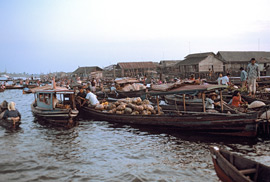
{"left": 1, "top": 76, "right": 270, "bottom": 181}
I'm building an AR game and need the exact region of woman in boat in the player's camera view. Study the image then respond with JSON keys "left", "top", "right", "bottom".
{"left": 231, "top": 90, "right": 246, "bottom": 107}
{"left": 2, "top": 102, "right": 21, "bottom": 120}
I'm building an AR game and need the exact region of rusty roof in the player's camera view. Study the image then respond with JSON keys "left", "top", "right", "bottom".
{"left": 117, "top": 62, "right": 157, "bottom": 69}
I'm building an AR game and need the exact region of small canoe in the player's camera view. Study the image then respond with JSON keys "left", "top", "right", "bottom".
{"left": 0, "top": 117, "right": 21, "bottom": 129}
{"left": 210, "top": 146, "right": 270, "bottom": 182}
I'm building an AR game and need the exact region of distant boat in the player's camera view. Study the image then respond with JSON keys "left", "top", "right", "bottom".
{"left": 210, "top": 146, "right": 270, "bottom": 182}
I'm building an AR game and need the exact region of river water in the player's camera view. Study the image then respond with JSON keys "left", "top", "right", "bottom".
{"left": 0, "top": 89, "right": 269, "bottom": 182}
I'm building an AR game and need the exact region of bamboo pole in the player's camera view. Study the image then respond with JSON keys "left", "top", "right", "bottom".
{"left": 183, "top": 94, "right": 186, "bottom": 111}
{"left": 156, "top": 96, "right": 160, "bottom": 115}
{"left": 220, "top": 90, "right": 223, "bottom": 112}
{"left": 202, "top": 92, "right": 206, "bottom": 112}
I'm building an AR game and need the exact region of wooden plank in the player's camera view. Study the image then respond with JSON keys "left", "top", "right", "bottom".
{"left": 239, "top": 168, "right": 256, "bottom": 175}
{"left": 202, "top": 92, "right": 206, "bottom": 113}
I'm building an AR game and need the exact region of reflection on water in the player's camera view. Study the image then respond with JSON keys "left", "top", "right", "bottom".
{"left": 0, "top": 90, "right": 269, "bottom": 182}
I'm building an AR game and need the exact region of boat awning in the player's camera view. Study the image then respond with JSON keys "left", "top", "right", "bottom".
{"left": 32, "top": 85, "right": 74, "bottom": 94}
{"left": 146, "top": 84, "right": 227, "bottom": 96}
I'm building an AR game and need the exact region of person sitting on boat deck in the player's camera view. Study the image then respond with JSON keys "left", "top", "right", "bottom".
{"left": 205, "top": 93, "right": 219, "bottom": 112}
{"left": 2, "top": 102, "right": 21, "bottom": 120}
{"left": 0, "top": 100, "right": 8, "bottom": 119}
{"left": 76, "top": 87, "right": 86, "bottom": 106}
{"left": 82, "top": 88, "right": 99, "bottom": 107}
{"left": 231, "top": 90, "right": 246, "bottom": 107}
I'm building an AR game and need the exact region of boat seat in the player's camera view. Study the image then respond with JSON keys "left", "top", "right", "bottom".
{"left": 239, "top": 168, "right": 257, "bottom": 175}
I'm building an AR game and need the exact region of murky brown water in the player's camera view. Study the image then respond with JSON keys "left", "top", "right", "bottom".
{"left": 0, "top": 89, "right": 269, "bottom": 182}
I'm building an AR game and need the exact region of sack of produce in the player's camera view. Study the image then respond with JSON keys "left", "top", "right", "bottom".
{"left": 135, "top": 105, "right": 144, "bottom": 112}
{"left": 248, "top": 101, "right": 266, "bottom": 109}
{"left": 108, "top": 108, "right": 117, "bottom": 114}
{"left": 124, "top": 107, "right": 133, "bottom": 114}
{"left": 95, "top": 104, "right": 104, "bottom": 111}
{"left": 116, "top": 110, "right": 124, "bottom": 115}
{"left": 142, "top": 99, "right": 150, "bottom": 105}
{"left": 131, "top": 111, "right": 139, "bottom": 115}
{"left": 117, "top": 104, "right": 126, "bottom": 111}
{"left": 107, "top": 103, "right": 116, "bottom": 110}
{"left": 127, "top": 103, "right": 136, "bottom": 109}
{"left": 260, "top": 110, "right": 270, "bottom": 119}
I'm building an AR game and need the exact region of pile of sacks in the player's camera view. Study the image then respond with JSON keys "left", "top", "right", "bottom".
{"left": 95, "top": 97, "right": 163, "bottom": 115}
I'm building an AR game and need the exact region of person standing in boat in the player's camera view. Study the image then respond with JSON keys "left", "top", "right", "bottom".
{"left": 247, "top": 58, "right": 260, "bottom": 98}
{"left": 240, "top": 67, "right": 247, "bottom": 88}
{"left": 2, "top": 102, "right": 21, "bottom": 120}
{"left": 83, "top": 88, "right": 99, "bottom": 107}
{"left": 91, "top": 78, "right": 96, "bottom": 93}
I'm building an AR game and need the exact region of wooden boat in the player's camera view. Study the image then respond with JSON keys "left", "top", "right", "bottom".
{"left": 5, "top": 84, "right": 24, "bottom": 89}
{"left": 0, "top": 88, "right": 5, "bottom": 92}
{"left": 31, "top": 86, "right": 79, "bottom": 127}
{"left": 210, "top": 146, "right": 270, "bottom": 182}
{"left": 81, "top": 85, "right": 258, "bottom": 137}
{"left": 0, "top": 117, "right": 21, "bottom": 129}
{"left": 116, "top": 89, "right": 146, "bottom": 98}
{"left": 242, "top": 95, "right": 270, "bottom": 105}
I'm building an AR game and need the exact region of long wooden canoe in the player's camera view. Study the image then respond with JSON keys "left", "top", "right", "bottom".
{"left": 81, "top": 106, "right": 258, "bottom": 137}
{"left": 210, "top": 146, "right": 270, "bottom": 182}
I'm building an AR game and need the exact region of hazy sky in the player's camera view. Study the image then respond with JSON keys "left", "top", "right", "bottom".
{"left": 0, "top": 0, "right": 269, "bottom": 74}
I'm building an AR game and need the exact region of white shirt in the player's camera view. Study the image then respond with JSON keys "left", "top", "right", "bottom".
{"left": 85, "top": 92, "right": 99, "bottom": 106}
{"left": 205, "top": 98, "right": 214, "bottom": 109}
{"left": 221, "top": 76, "right": 229, "bottom": 85}
{"left": 217, "top": 77, "right": 222, "bottom": 85}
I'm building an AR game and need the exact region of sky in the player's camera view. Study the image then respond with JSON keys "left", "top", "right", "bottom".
{"left": 0, "top": 0, "right": 269, "bottom": 74}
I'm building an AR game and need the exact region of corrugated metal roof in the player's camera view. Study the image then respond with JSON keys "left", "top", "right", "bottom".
{"left": 185, "top": 52, "right": 215, "bottom": 59}
{"left": 217, "top": 51, "right": 270, "bottom": 63}
{"left": 176, "top": 56, "right": 208, "bottom": 66}
{"left": 117, "top": 62, "right": 156, "bottom": 69}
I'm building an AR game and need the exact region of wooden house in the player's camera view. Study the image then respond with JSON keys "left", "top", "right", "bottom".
{"left": 72, "top": 66, "right": 103, "bottom": 79}
{"left": 216, "top": 51, "right": 270, "bottom": 76}
{"left": 175, "top": 52, "right": 223, "bottom": 79}
{"left": 115, "top": 62, "right": 157, "bottom": 77}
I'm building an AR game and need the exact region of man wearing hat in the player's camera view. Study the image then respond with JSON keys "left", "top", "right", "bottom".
{"left": 205, "top": 92, "right": 219, "bottom": 112}
{"left": 247, "top": 58, "right": 260, "bottom": 97}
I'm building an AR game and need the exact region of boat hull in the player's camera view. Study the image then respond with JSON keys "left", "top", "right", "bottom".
{"left": 31, "top": 103, "right": 78, "bottom": 126}
{"left": 210, "top": 146, "right": 270, "bottom": 182}
{"left": 0, "top": 118, "right": 21, "bottom": 129}
{"left": 81, "top": 107, "right": 258, "bottom": 137}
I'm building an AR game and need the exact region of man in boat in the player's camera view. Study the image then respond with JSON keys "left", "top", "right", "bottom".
{"left": 247, "top": 58, "right": 260, "bottom": 98}
{"left": 221, "top": 73, "right": 230, "bottom": 86}
{"left": 0, "top": 100, "right": 8, "bottom": 119}
{"left": 76, "top": 87, "right": 87, "bottom": 107}
{"left": 83, "top": 88, "right": 99, "bottom": 107}
{"left": 240, "top": 67, "right": 247, "bottom": 88}
{"left": 205, "top": 93, "right": 219, "bottom": 113}
{"left": 216, "top": 73, "right": 223, "bottom": 85}
{"left": 2, "top": 102, "right": 21, "bottom": 120}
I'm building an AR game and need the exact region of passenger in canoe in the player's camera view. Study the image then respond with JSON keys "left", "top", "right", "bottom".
{"left": 82, "top": 88, "right": 99, "bottom": 107}
{"left": 2, "top": 102, "right": 21, "bottom": 120}
{"left": 231, "top": 90, "right": 247, "bottom": 107}
{"left": 0, "top": 100, "right": 8, "bottom": 119}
